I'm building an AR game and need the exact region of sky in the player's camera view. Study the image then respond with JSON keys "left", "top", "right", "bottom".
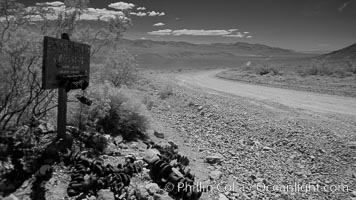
{"left": 20, "top": 0, "right": 356, "bottom": 52}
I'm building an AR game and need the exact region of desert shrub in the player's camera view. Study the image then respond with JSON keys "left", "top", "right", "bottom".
{"left": 254, "top": 64, "right": 281, "bottom": 76}
{"left": 142, "top": 95, "right": 154, "bottom": 110}
{"left": 256, "top": 66, "right": 270, "bottom": 75}
{"left": 0, "top": 28, "right": 57, "bottom": 130}
{"left": 305, "top": 65, "right": 319, "bottom": 76}
{"left": 269, "top": 67, "right": 281, "bottom": 76}
{"left": 345, "top": 61, "right": 356, "bottom": 74}
{"left": 298, "top": 60, "right": 356, "bottom": 77}
{"left": 0, "top": 0, "right": 132, "bottom": 131}
{"left": 69, "top": 83, "right": 151, "bottom": 141}
{"left": 159, "top": 85, "right": 174, "bottom": 99}
{"left": 93, "top": 48, "right": 138, "bottom": 87}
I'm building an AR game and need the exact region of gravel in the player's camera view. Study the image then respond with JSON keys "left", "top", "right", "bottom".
{"left": 147, "top": 74, "right": 356, "bottom": 200}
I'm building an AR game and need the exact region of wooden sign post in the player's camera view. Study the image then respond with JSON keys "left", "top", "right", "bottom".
{"left": 42, "top": 33, "right": 91, "bottom": 141}
{"left": 57, "top": 34, "right": 69, "bottom": 140}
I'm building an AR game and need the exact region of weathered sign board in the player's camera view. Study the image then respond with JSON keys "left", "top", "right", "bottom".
{"left": 42, "top": 36, "right": 91, "bottom": 89}
{"left": 42, "top": 34, "right": 91, "bottom": 146}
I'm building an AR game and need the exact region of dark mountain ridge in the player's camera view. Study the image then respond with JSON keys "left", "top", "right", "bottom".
{"left": 319, "top": 43, "right": 356, "bottom": 61}
{"left": 118, "top": 38, "right": 307, "bottom": 58}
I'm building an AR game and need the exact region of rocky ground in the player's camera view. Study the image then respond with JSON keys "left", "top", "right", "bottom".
{"left": 1, "top": 71, "right": 355, "bottom": 200}
{"left": 143, "top": 72, "right": 356, "bottom": 200}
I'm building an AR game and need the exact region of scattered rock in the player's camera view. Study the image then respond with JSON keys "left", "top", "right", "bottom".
{"left": 154, "top": 131, "right": 165, "bottom": 139}
{"left": 209, "top": 170, "right": 222, "bottom": 180}
{"left": 156, "top": 142, "right": 171, "bottom": 149}
{"left": 255, "top": 178, "right": 264, "bottom": 183}
{"left": 135, "top": 185, "right": 150, "bottom": 200}
{"left": 144, "top": 149, "right": 160, "bottom": 163}
{"left": 172, "top": 167, "right": 184, "bottom": 177}
{"left": 145, "top": 183, "right": 160, "bottom": 194}
{"left": 97, "top": 189, "right": 115, "bottom": 200}
{"left": 252, "top": 140, "right": 261, "bottom": 146}
{"left": 240, "top": 192, "right": 251, "bottom": 200}
{"left": 130, "top": 142, "right": 139, "bottom": 149}
{"left": 219, "top": 193, "right": 229, "bottom": 200}
{"left": 153, "top": 193, "right": 171, "bottom": 200}
{"left": 113, "top": 135, "right": 123, "bottom": 145}
{"left": 118, "top": 143, "right": 129, "bottom": 149}
{"left": 168, "top": 140, "right": 178, "bottom": 149}
{"left": 351, "top": 191, "right": 356, "bottom": 197}
{"left": 141, "top": 168, "right": 152, "bottom": 181}
{"left": 2, "top": 194, "right": 19, "bottom": 200}
{"left": 205, "top": 153, "right": 223, "bottom": 164}
{"left": 87, "top": 196, "right": 96, "bottom": 200}
{"left": 104, "top": 142, "right": 120, "bottom": 155}
{"left": 347, "top": 141, "right": 356, "bottom": 149}
{"left": 262, "top": 146, "right": 273, "bottom": 151}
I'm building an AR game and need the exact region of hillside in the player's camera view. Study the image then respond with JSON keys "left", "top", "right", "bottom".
{"left": 111, "top": 39, "right": 311, "bottom": 69}
{"left": 119, "top": 39, "right": 304, "bottom": 58}
{"left": 318, "top": 43, "right": 356, "bottom": 61}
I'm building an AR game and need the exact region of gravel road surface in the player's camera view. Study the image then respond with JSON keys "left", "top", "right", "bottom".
{"left": 176, "top": 70, "right": 356, "bottom": 116}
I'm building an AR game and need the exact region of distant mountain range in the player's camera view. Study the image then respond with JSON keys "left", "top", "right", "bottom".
{"left": 318, "top": 43, "right": 356, "bottom": 61}
{"left": 119, "top": 39, "right": 307, "bottom": 59}
{"left": 115, "top": 39, "right": 314, "bottom": 69}
{"left": 111, "top": 39, "right": 355, "bottom": 69}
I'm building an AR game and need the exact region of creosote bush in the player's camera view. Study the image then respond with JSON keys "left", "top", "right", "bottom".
{"left": 255, "top": 65, "right": 281, "bottom": 76}
{"left": 0, "top": 0, "right": 132, "bottom": 131}
{"left": 297, "top": 60, "right": 356, "bottom": 77}
{"left": 159, "top": 85, "right": 174, "bottom": 100}
{"left": 93, "top": 48, "right": 138, "bottom": 87}
{"left": 241, "top": 62, "right": 281, "bottom": 76}
{"left": 69, "top": 82, "right": 152, "bottom": 141}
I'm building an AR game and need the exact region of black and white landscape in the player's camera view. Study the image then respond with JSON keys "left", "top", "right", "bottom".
{"left": 0, "top": 0, "right": 355, "bottom": 200}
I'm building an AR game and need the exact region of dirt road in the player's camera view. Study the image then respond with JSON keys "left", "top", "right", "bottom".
{"left": 176, "top": 70, "right": 356, "bottom": 116}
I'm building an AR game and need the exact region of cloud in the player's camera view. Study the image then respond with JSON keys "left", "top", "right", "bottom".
{"left": 137, "top": 7, "right": 146, "bottom": 11}
{"left": 147, "top": 11, "right": 165, "bottom": 16}
{"left": 223, "top": 32, "right": 245, "bottom": 38}
{"left": 130, "top": 12, "right": 147, "bottom": 17}
{"left": 82, "top": 8, "right": 126, "bottom": 21}
{"left": 173, "top": 29, "right": 231, "bottom": 36}
{"left": 148, "top": 29, "right": 251, "bottom": 38}
{"left": 147, "top": 11, "right": 157, "bottom": 16}
{"left": 147, "top": 29, "right": 172, "bottom": 36}
{"left": 243, "top": 31, "right": 249, "bottom": 34}
{"left": 338, "top": 1, "right": 352, "bottom": 12}
{"left": 108, "top": 2, "right": 135, "bottom": 10}
{"left": 6, "top": 1, "right": 165, "bottom": 22}
{"left": 246, "top": 36, "right": 253, "bottom": 38}
{"left": 130, "top": 11, "right": 165, "bottom": 17}
{"left": 36, "top": 1, "right": 64, "bottom": 7}
{"left": 21, "top": 2, "right": 127, "bottom": 22}
{"left": 153, "top": 22, "right": 165, "bottom": 27}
